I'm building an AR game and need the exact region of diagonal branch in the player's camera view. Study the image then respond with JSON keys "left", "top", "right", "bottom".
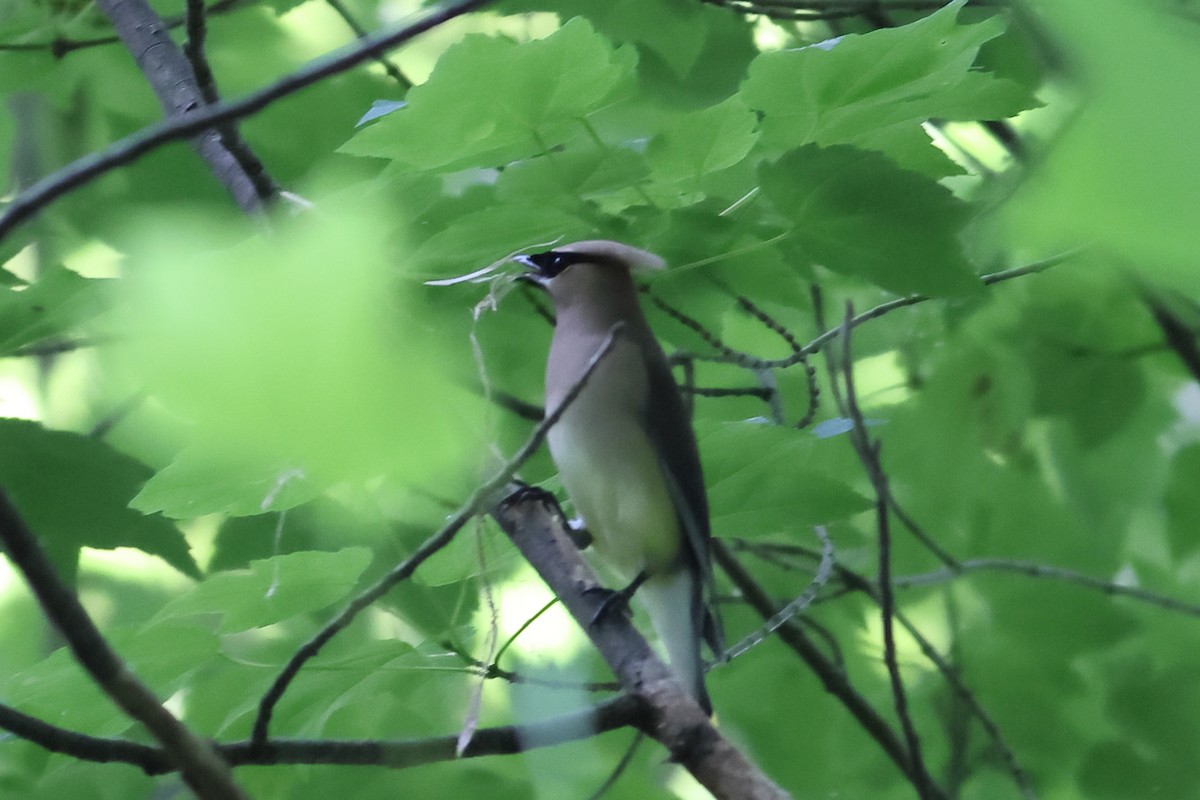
{"left": 491, "top": 488, "right": 791, "bottom": 800}
{"left": 0, "top": 490, "right": 248, "bottom": 800}
{"left": 0, "top": 0, "right": 491, "bottom": 242}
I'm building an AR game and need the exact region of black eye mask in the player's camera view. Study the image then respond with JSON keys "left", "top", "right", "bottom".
{"left": 516, "top": 250, "right": 593, "bottom": 278}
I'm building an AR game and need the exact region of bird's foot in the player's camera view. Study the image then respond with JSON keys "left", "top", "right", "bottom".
{"left": 586, "top": 571, "right": 648, "bottom": 628}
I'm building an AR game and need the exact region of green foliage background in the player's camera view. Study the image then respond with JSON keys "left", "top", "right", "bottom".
{"left": 3, "top": 0, "right": 1200, "bottom": 798}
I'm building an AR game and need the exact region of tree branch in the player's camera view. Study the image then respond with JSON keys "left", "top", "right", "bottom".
{"left": 0, "top": 0, "right": 491, "bottom": 242}
{"left": 491, "top": 488, "right": 792, "bottom": 800}
{"left": 0, "top": 695, "right": 644, "bottom": 773}
{"left": 0, "top": 490, "right": 248, "bottom": 800}
{"left": 94, "top": 0, "right": 271, "bottom": 213}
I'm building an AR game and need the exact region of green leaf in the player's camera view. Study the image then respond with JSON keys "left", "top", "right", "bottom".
{"left": 0, "top": 419, "right": 199, "bottom": 580}
{"left": 0, "top": 267, "right": 111, "bottom": 356}
{"left": 741, "top": 0, "right": 1032, "bottom": 173}
{"left": 701, "top": 422, "right": 871, "bottom": 537}
{"left": 152, "top": 548, "right": 373, "bottom": 633}
{"left": 645, "top": 96, "right": 758, "bottom": 183}
{"left": 341, "top": 18, "right": 635, "bottom": 171}
{"left": 131, "top": 447, "right": 322, "bottom": 519}
{"left": 501, "top": 0, "right": 757, "bottom": 102}
{"left": 409, "top": 203, "right": 594, "bottom": 280}
{"left": 759, "top": 145, "right": 979, "bottom": 295}
{"left": 495, "top": 147, "right": 651, "bottom": 204}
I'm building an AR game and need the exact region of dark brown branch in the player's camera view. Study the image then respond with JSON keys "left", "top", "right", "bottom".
{"left": 94, "top": 0, "right": 269, "bottom": 213}
{"left": 491, "top": 489, "right": 791, "bottom": 800}
{"left": 183, "top": 0, "right": 278, "bottom": 203}
{"left": 839, "top": 303, "right": 935, "bottom": 799}
{"left": 0, "top": 0, "right": 491, "bottom": 242}
{"left": 0, "top": 695, "right": 643, "bottom": 773}
{"left": 251, "top": 320, "right": 621, "bottom": 745}
{"left": 0, "top": 490, "right": 248, "bottom": 800}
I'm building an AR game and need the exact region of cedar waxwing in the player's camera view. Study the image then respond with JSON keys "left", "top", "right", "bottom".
{"left": 515, "top": 240, "right": 722, "bottom": 714}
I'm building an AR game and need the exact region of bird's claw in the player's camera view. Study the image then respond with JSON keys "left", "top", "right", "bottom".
{"left": 585, "top": 572, "right": 648, "bottom": 628}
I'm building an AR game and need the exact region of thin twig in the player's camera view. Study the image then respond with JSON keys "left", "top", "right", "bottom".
{"left": 688, "top": 252, "right": 1075, "bottom": 371}
{"left": 896, "top": 559, "right": 1200, "bottom": 617}
{"left": 840, "top": 303, "right": 935, "bottom": 800}
{"left": 0, "top": 0, "right": 248, "bottom": 56}
{"left": 251, "top": 320, "right": 623, "bottom": 745}
{"left": 0, "top": 490, "right": 248, "bottom": 800}
{"left": 584, "top": 732, "right": 645, "bottom": 800}
{"left": 723, "top": 526, "right": 836, "bottom": 661}
{"left": 324, "top": 0, "right": 414, "bottom": 89}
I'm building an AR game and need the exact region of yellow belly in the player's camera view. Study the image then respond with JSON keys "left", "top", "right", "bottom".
{"left": 548, "top": 411, "right": 681, "bottom": 581}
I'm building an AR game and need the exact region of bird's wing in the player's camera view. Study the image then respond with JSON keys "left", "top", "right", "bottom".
{"left": 639, "top": 339, "right": 725, "bottom": 658}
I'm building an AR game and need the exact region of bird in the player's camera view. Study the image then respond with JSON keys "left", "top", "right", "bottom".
{"left": 515, "top": 239, "right": 722, "bottom": 714}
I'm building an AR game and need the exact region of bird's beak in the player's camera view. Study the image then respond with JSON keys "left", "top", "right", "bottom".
{"left": 513, "top": 254, "right": 548, "bottom": 287}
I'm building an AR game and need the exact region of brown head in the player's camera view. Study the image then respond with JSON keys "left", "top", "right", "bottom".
{"left": 515, "top": 240, "right": 665, "bottom": 318}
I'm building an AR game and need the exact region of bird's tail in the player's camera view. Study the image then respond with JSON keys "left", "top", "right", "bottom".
{"left": 639, "top": 568, "right": 712, "bottom": 715}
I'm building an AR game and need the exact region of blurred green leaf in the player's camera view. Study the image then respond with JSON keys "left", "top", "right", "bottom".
{"left": 645, "top": 96, "right": 758, "bottom": 183}
{"left": 116, "top": 204, "right": 479, "bottom": 515}
{"left": 1001, "top": 0, "right": 1200, "bottom": 291}
{"left": 1165, "top": 444, "right": 1200, "bottom": 560}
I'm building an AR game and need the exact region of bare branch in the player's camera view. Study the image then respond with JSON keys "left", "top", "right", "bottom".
{"left": 0, "top": 490, "right": 248, "bottom": 800}
{"left": 723, "top": 526, "right": 836, "bottom": 661}
{"left": 896, "top": 558, "right": 1200, "bottom": 617}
